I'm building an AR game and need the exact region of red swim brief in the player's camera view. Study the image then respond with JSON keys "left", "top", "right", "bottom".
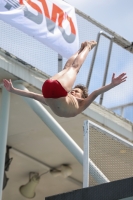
{"left": 42, "top": 79, "right": 68, "bottom": 98}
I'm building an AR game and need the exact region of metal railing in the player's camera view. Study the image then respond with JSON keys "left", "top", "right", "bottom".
{"left": 83, "top": 120, "right": 133, "bottom": 188}
{"left": 85, "top": 31, "right": 114, "bottom": 105}
{"left": 109, "top": 103, "right": 133, "bottom": 117}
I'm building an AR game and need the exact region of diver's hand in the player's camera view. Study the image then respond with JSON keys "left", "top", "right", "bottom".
{"left": 111, "top": 73, "right": 127, "bottom": 86}
{"left": 3, "top": 79, "right": 14, "bottom": 92}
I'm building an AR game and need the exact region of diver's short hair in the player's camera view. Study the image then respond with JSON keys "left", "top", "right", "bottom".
{"left": 74, "top": 84, "right": 88, "bottom": 98}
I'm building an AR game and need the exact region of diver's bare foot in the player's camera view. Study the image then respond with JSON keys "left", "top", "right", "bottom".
{"left": 85, "top": 41, "right": 97, "bottom": 50}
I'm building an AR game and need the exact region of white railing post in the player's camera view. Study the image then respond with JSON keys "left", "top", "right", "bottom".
{"left": 0, "top": 87, "right": 10, "bottom": 200}
{"left": 83, "top": 120, "right": 89, "bottom": 188}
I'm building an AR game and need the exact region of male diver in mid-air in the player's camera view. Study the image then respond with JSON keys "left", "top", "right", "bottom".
{"left": 3, "top": 41, "right": 127, "bottom": 117}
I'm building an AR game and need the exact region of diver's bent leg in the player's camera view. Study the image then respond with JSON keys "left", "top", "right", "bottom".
{"left": 63, "top": 42, "right": 85, "bottom": 70}
{"left": 57, "top": 41, "right": 97, "bottom": 91}
{"left": 72, "top": 41, "right": 97, "bottom": 73}
{"left": 50, "top": 43, "right": 85, "bottom": 80}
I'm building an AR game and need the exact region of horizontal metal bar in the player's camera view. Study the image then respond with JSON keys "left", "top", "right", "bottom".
{"left": 109, "top": 103, "right": 133, "bottom": 110}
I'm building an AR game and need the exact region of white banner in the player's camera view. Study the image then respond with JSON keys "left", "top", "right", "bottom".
{"left": 0, "top": 0, "right": 79, "bottom": 58}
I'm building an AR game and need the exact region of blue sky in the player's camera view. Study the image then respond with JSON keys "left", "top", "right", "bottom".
{"left": 65, "top": 0, "right": 133, "bottom": 42}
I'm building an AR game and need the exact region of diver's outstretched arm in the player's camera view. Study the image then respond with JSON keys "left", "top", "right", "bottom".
{"left": 80, "top": 73, "right": 127, "bottom": 111}
{"left": 3, "top": 79, "right": 47, "bottom": 105}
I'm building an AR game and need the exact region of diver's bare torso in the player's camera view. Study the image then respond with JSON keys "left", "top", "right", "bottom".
{"left": 44, "top": 93, "right": 84, "bottom": 117}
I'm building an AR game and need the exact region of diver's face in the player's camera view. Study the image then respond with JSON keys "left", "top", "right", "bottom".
{"left": 70, "top": 88, "right": 83, "bottom": 98}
